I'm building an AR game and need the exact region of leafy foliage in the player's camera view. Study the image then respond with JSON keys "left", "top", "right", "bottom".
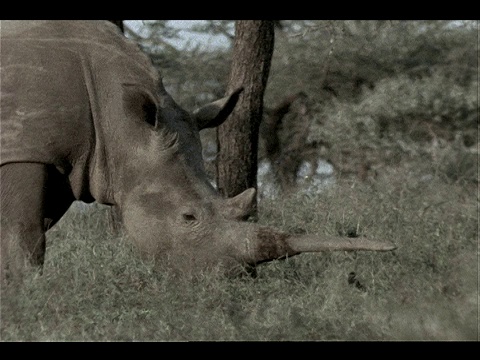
{"left": 131, "top": 20, "right": 477, "bottom": 190}
{"left": 269, "top": 21, "right": 477, "bottom": 187}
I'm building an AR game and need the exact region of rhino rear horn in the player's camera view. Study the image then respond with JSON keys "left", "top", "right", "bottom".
{"left": 220, "top": 188, "right": 256, "bottom": 221}
{"left": 193, "top": 87, "right": 244, "bottom": 130}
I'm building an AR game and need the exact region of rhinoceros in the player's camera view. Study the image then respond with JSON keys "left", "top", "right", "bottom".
{"left": 0, "top": 20, "right": 395, "bottom": 280}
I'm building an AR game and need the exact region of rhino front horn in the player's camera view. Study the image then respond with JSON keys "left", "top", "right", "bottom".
{"left": 247, "top": 227, "right": 396, "bottom": 266}
{"left": 286, "top": 234, "right": 397, "bottom": 253}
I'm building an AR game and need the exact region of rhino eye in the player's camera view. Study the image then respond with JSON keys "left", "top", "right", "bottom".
{"left": 179, "top": 206, "right": 203, "bottom": 224}
{"left": 182, "top": 213, "right": 197, "bottom": 222}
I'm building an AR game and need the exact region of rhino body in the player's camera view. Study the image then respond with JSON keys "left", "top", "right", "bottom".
{"left": 0, "top": 20, "right": 395, "bottom": 280}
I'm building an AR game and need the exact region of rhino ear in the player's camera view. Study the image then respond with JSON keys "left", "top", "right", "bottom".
{"left": 192, "top": 87, "right": 243, "bottom": 130}
{"left": 220, "top": 187, "right": 256, "bottom": 221}
{"left": 122, "top": 83, "right": 159, "bottom": 128}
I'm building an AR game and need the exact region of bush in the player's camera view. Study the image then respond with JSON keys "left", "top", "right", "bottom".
{"left": 307, "top": 71, "right": 478, "bottom": 184}
{"left": 356, "top": 73, "right": 477, "bottom": 139}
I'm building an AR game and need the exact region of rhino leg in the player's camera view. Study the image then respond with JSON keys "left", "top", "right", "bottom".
{"left": 1, "top": 163, "right": 48, "bottom": 282}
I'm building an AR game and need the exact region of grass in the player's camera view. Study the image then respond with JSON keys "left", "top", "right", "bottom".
{"left": 1, "top": 165, "right": 478, "bottom": 341}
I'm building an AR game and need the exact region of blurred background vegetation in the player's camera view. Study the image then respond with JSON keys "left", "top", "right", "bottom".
{"left": 125, "top": 20, "right": 477, "bottom": 195}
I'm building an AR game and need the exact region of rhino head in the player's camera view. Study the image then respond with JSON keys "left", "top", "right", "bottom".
{"left": 112, "top": 80, "right": 395, "bottom": 275}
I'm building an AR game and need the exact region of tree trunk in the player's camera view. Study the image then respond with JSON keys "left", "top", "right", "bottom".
{"left": 216, "top": 21, "right": 275, "bottom": 215}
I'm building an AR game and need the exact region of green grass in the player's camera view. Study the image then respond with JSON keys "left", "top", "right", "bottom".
{"left": 1, "top": 166, "right": 478, "bottom": 341}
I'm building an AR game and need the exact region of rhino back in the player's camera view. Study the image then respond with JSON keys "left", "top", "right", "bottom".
{"left": 1, "top": 23, "right": 92, "bottom": 171}
{"left": 1, "top": 21, "right": 160, "bottom": 197}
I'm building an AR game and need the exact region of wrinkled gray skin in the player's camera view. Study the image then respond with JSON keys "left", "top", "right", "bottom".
{"left": 0, "top": 21, "right": 396, "bottom": 280}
